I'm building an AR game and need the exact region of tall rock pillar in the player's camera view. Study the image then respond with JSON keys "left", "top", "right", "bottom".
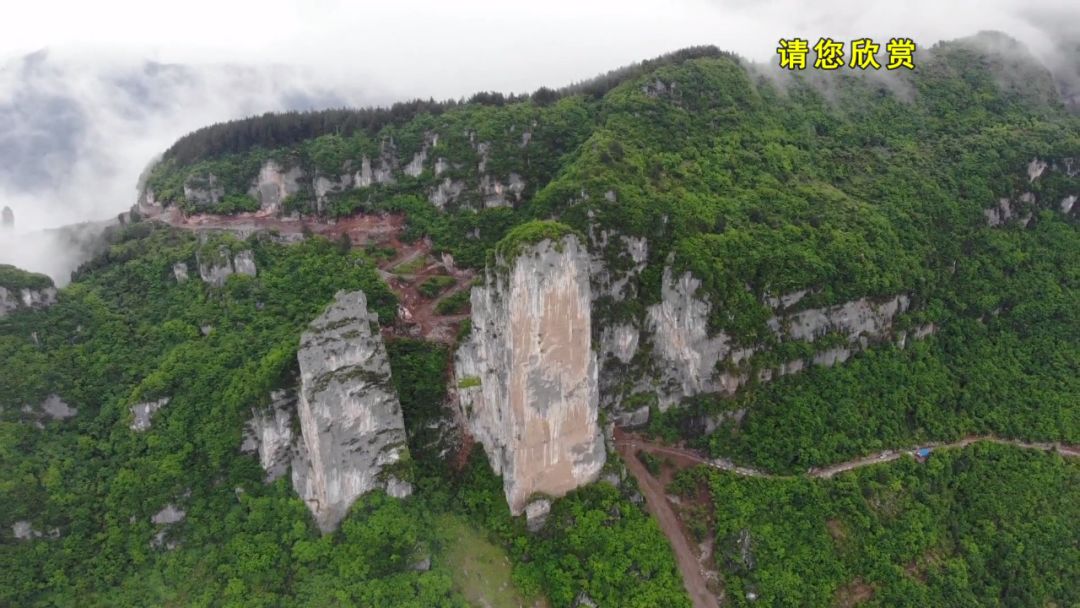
{"left": 455, "top": 233, "right": 605, "bottom": 515}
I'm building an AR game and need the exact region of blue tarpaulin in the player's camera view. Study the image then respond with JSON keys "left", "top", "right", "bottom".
{"left": 916, "top": 448, "right": 932, "bottom": 458}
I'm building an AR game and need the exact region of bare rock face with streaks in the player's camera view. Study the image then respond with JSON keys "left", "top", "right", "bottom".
{"left": 643, "top": 265, "right": 913, "bottom": 408}
{"left": 0, "top": 271, "right": 57, "bottom": 318}
{"left": 249, "top": 160, "right": 303, "bottom": 213}
{"left": 291, "top": 290, "right": 411, "bottom": 533}
{"left": 196, "top": 247, "right": 257, "bottom": 286}
{"left": 454, "top": 235, "right": 606, "bottom": 515}
{"left": 241, "top": 389, "right": 299, "bottom": 483}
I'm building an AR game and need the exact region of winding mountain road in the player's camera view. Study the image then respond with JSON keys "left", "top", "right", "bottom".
{"left": 614, "top": 431, "right": 1079, "bottom": 608}
{"left": 144, "top": 207, "right": 476, "bottom": 342}
{"left": 616, "top": 440, "right": 720, "bottom": 608}
{"left": 617, "top": 434, "right": 1080, "bottom": 481}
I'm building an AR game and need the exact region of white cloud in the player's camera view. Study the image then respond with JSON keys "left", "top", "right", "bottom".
{"left": 4, "top": 1, "right": 1077, "bottom": 98}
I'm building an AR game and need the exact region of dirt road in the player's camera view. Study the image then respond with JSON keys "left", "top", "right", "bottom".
{"left": 617, "top": 434, "right": 1079, "bottom": 482}
{"left": 616, "top": 441, "right": 720, "bottom": 608}
{"left": 145, "top": 206, "right": 476, "bottom": 343}
{"left": 614, "top": 432, "right": 1078, "bottom": 608}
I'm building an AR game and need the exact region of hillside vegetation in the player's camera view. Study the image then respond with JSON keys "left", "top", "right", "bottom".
{"left": 2, "top": 33, "right": 1078, "bottom": 606}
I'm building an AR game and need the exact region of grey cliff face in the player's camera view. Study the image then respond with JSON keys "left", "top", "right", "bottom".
{"left": 249, "top": 160, "right": 304, "bottom": 214}
{"left": 41, "top": 394, "right": 77, "bottom": 420}
{"left": 454, "top": 235, "right": 606, "bottom": 515}
{"left": 130, "top": 397, "right": 170, "bottom": 431}
{"left": 183, "top": 172, "right": 224, "bottom": 207}
{"left": 0, "top": 285, "right": 58, "bottom": 318}
{"left": 291, "top": 290, "right": 411, "bottom": 533}
{"left": 242, "top": 389, "right": 299, "bottom": 483}
{"left": 644, "top": 265, "right": 914, "bottom": 408}
{"left": 645, "top": 266, "right": 750, "bottom": 405}
{"left": 984, "top": 157, "right": 1079, "bottom": 226}
{"left": 196, "top": 247, "right": 257, "bottom": 286}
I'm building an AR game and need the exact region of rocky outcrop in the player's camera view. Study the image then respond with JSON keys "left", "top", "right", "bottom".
{"left": 12, "top": 521, "right": 37, "bottom": 540}
{"left": 249, "top": 160, "right": 303, "bottom": 213}
{"left": 291, "top": 290, "right": 411, "bottom": 533}
{"left": 429, "top": 178, "right": 465, "bottom": 209}
{"left": 11, "top": 521, "right": 58, "bottom": 541}
{"left": 590, "top": 228, "right": 653, "bottom": 415}
{"left": 644, "top": 265, "right": 913, "bottom": 408}
{"left": 196, "top": 247, "right": 257, "bottom": 286}
{"left": 40, "top": 394, "right": 77, "bottom": 420}
{"left": 984, "top": 197, "right": 1017, "bottom": 227}
{"left": 0, "top": 284, "right": 57, "bottom": 318}
{"left": 1027, "top": 158, "right": 1048, "bottom": 182}
{"left": 313, "top": 173, "right": 352, "bottom": 211}
{"left": 349, "top": 148, "right": 397, "bottom": 188}
{"left": 151, "top": 504, "right": 186, "bottom": 525}
{"left": 765, "top": 289, "right": 808, "bottom": 310}
{"left": 454, "top": 235, "right": 606, "bottom": 515}
{"left": 645, "top": 268, "right": 751, "bottom": 405}
{"left": 1, "top": 205, "right": 12, "bottom": 229}
{"left": 183, "top": 172, "right": 224, "bottom": 207}
{"left": 479, "top": 173, "right": 526, "bottom": 208}
{"left": 150, "top": 502, "right": 186, "bottom": 550}
{"left": 768, "top": 294, "right": 911, "bottom": 342}
{"left": 600, "top": 323, "right": 639, "bottom": 364}
{"left": 233, "top": 250, "right": 257, "bottom": 276}
{"left": 590, "top": 228, "right": 648, "bottom": 302}
{"left": 130, "top": 397, "right": 170, "bottom": 431}
{"left": 173, "top": 262, "right": 190, "bottom": 283}
{"left": 985, "top": 157, "right": 1078, "bottom": 225}
{"left": 15, "top": 394, "right": 77, "bottom": 426}
{"left": 241, "top": 389, "right": 298, "bottom": 482}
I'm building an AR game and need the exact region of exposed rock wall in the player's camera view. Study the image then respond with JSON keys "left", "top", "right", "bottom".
{"left": 183, "top": 173, "right": 224, "bottom": 207}
{"left": 643, "top": 266, "right": 913, "bottom": 408}
{"left": 41, "top": 394, "right": 77, "bottom": 420}
{"left": 0, "top": 285, "right": 57, "bottom": 318}
{"left": 454, "top": 235, "right": 606, "bottom": 515}
{"left": 196, "top": 247, "right": 257, "bottom": 286}
{"left": 984, "top": 157, "right": 1078, "bottom": 226}
{"left": 291, "top": 290, "right": 411, "bottom": 532}
{"left": 249, "top": 160, "right": 303, "bottom": 213}
{"left": 130, "top": 397, "right": 170, "bottom": 431}
{"left": 173, "top": 263, "right": 189, "bottom": 283}
{"left": 151, "top": 127, "right": 545, "bottom": 214}
{"left": 645, "top": 267, "right": 752, "bottom": 405}
{"left": 768, "top": 294, "right": 911, "bottom": 342}
{"left": 241, "top": 389, "right": 298, "bottom": 483}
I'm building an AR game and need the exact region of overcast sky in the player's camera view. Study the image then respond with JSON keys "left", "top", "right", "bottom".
{"left": 4, "top": 0, "right": 1078, "bottom": 100}
{"left": 0, "top": 0, "right": 1077, "bottom": 282}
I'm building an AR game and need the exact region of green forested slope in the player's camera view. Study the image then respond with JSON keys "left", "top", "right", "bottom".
{"left": 670, "top": 444, "right": 1079, "bottom": 607}
{"left": 2, "top": 33, "right": 1078, "bottom": 606}
{"left": 0, "top": 226, "right": 685, "bottom": 606}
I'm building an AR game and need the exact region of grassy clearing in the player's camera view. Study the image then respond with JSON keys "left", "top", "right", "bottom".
{"left": 437, "top": 514, "right": 547, "bottom": 608}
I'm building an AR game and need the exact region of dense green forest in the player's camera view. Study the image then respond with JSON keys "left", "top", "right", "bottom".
{"left": 643, "top": 208, "right": 1079, "bottom": 473}
{"left": 669, "top": 444, "right": 1079, "bottom": 607}
{"left": 0, "top": 226, "right": 686, "bottom": 606}
{"left": 145, "top": 35, "right": 1078, "bottom": 347}
{"left": 3, "top": 32, "right": 1079, "bottom": 607}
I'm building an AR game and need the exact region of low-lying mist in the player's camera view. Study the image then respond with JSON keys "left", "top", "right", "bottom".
{"left": 0, "top": 51, "right": 385, "bottom": 284}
